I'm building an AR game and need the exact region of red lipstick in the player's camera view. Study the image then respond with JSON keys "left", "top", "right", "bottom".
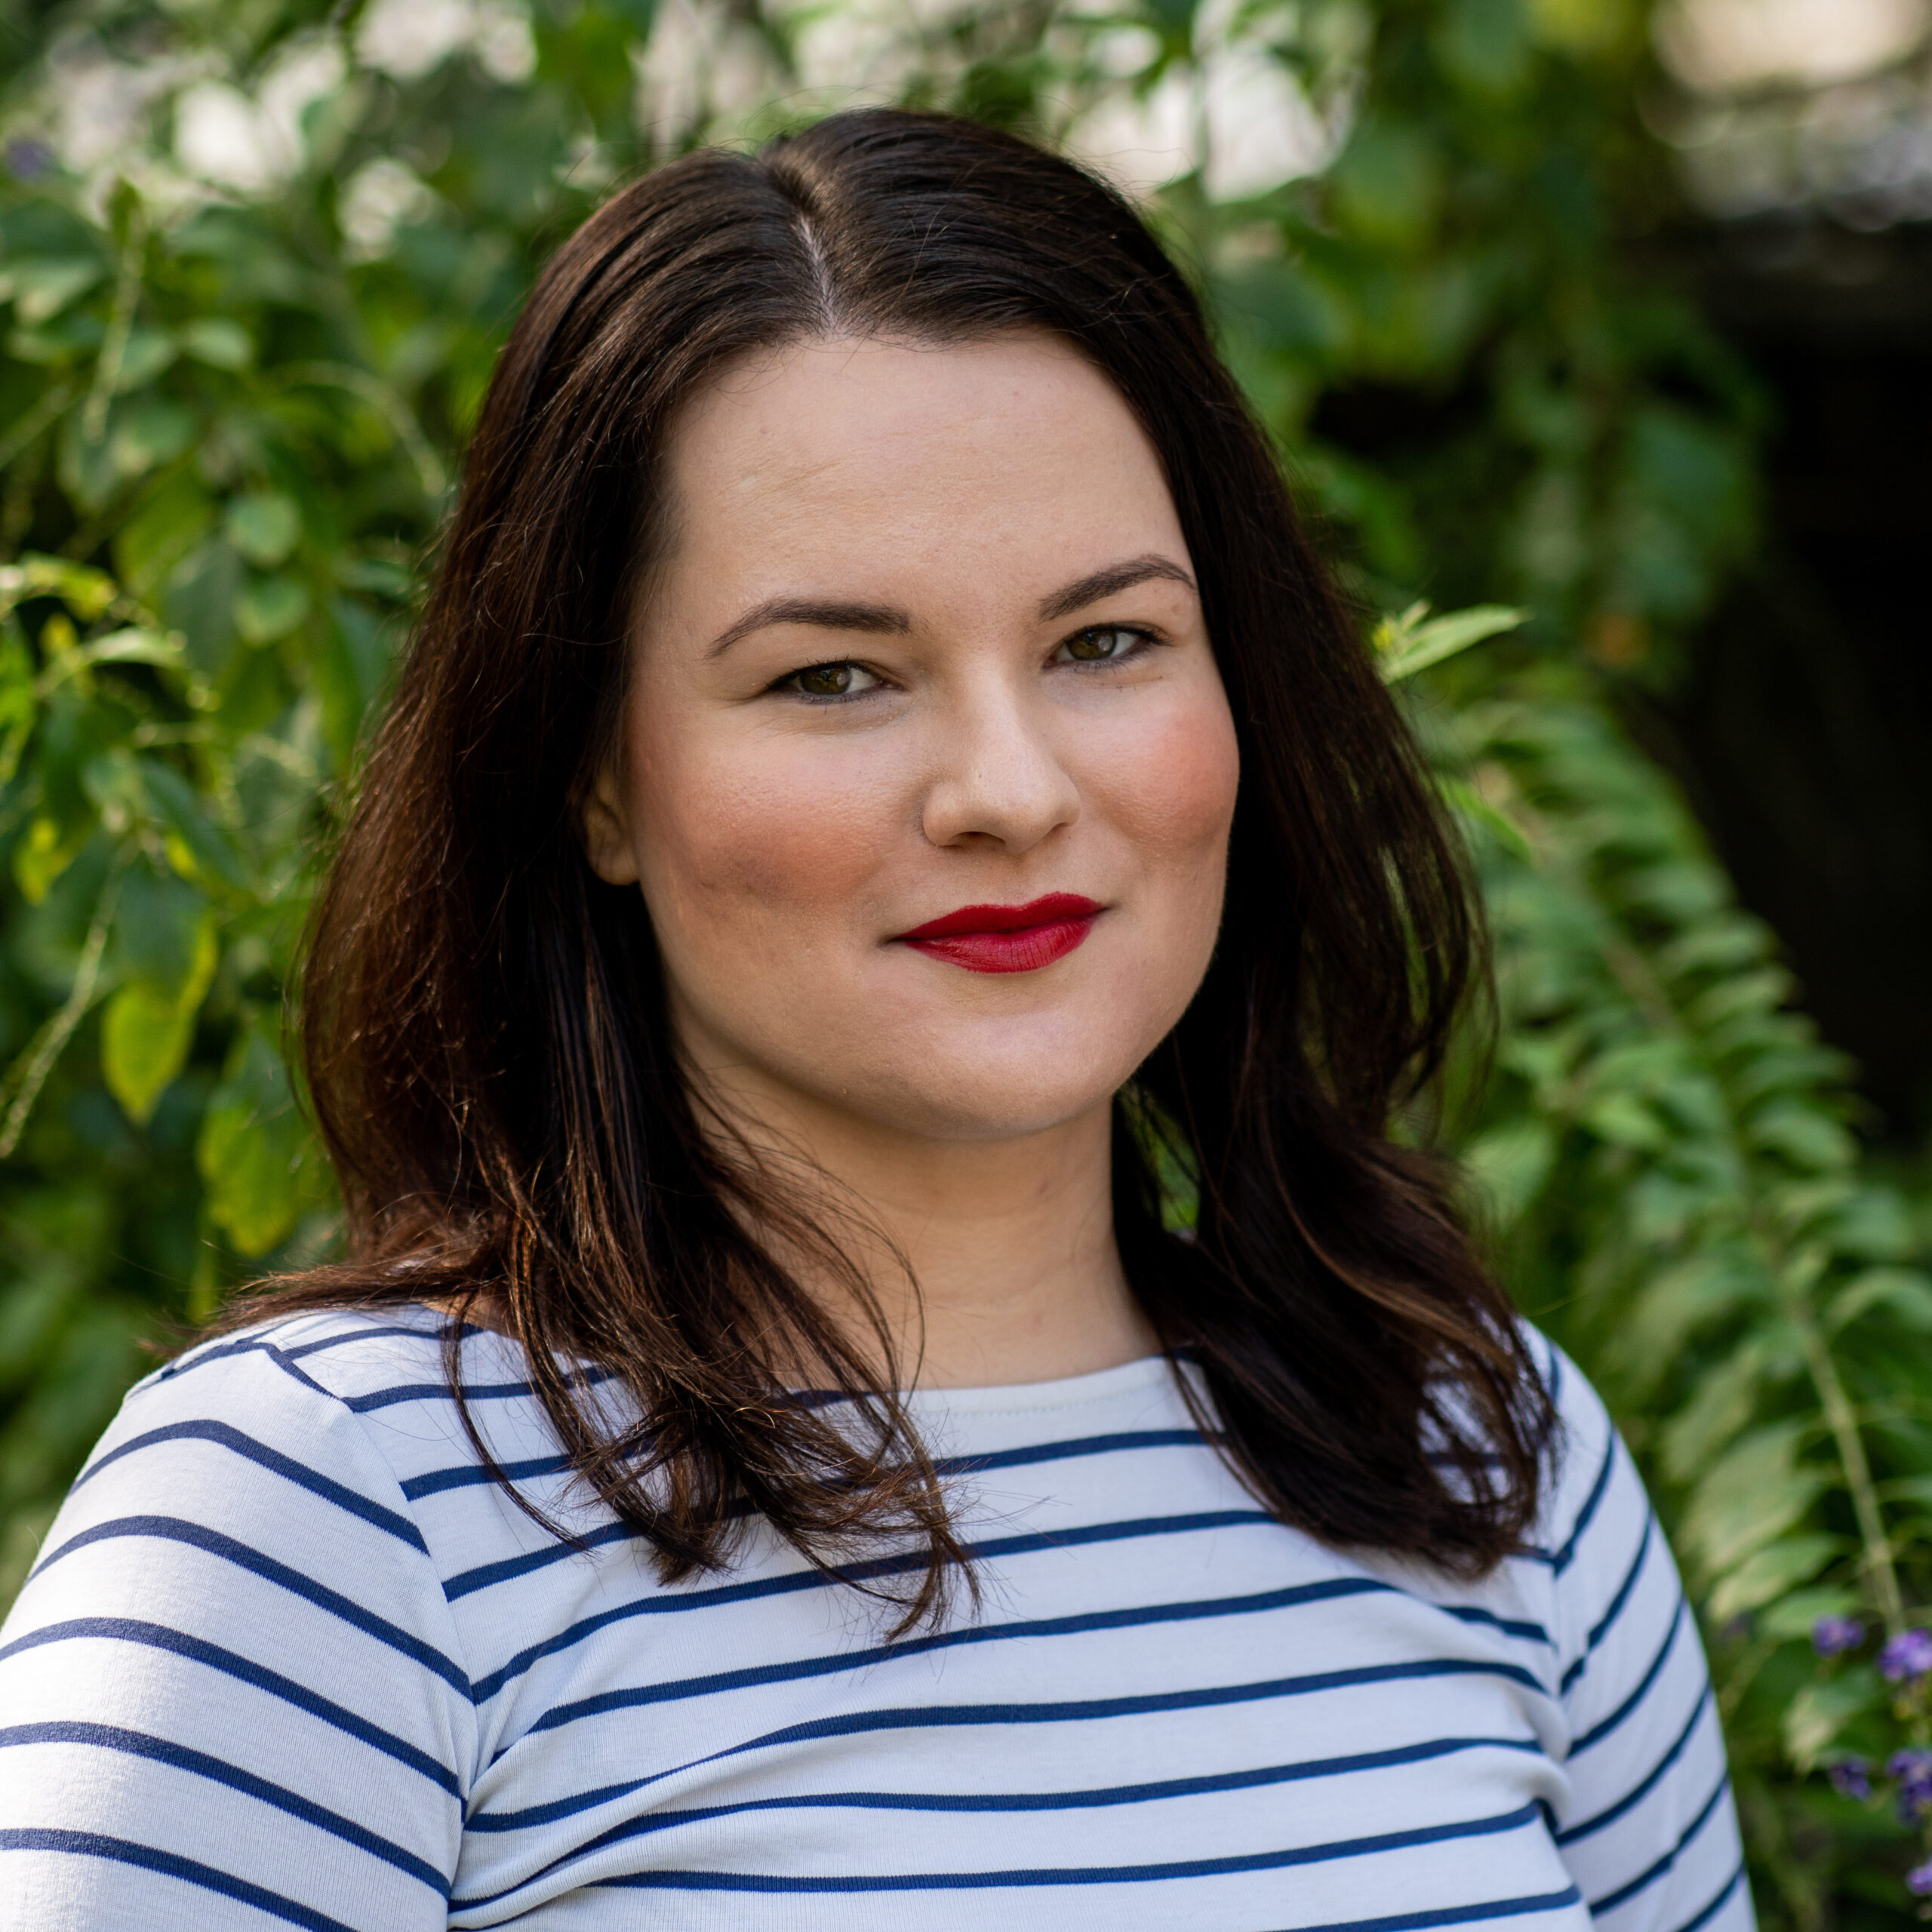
{"left": 895, "top": 893, "right": 1103, "bottom": 974}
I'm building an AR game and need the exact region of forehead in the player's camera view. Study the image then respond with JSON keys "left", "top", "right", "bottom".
{"left": 657, "top": 331, "right": 1183, "bottom": 576}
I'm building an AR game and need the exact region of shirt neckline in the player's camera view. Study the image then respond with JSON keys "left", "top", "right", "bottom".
{"left": 384, "top": 1302, "right": 1179, "bottom": 1417}
{"left": 903, "top": 1352, "right": 1177, "bottom": 1417}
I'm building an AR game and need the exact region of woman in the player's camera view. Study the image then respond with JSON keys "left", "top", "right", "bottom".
{"left": 0, "top": 111, "right": 1746, "bottom": 1930}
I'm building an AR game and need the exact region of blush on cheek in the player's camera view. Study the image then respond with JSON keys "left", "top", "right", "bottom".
{"left": 632, "top": 745, "right": 891, "bottom": 943}
{"left": 1100, "top": 695, "right": 1241, "bottom": 860}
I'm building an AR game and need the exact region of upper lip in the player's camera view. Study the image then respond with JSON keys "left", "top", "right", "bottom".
{"left": 895, "top": 893, "right": 1104, "bottom": 940}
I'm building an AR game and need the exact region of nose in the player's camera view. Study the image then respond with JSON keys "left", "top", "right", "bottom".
{"left": 920, "top": 675, "right": 1081, "bottom": 854}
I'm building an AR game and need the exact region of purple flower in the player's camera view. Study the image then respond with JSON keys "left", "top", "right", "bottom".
{"left": 1827, "top": 1757, "right": 1871, "bottom": 1800}
{"left": 1909, "top": 1859, "right": 1932, "bottom": 1898}
{"left": 4, "top": 139, "right": 51, "bottom": 182}
{"left": 1878, "top": 1626, "right": 1932, "bottom": 1681}
{"left": 1813, "top": 1615, "right": 1865, "bottom": 1657}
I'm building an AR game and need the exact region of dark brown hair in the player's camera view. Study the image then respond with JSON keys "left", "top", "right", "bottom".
{"left": 235, "top": 108, "right": 1552, "bottom": 1622}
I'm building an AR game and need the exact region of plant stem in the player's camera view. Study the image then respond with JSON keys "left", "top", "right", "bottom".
{"left": 1794, "top": 1301, "right": 1906, "bottom": 1634}
{"left": 82, "top": 198, "right": 147, "bottom": 448}
{"left": 0, "top": 860, "right": 122, "bottom": 1159}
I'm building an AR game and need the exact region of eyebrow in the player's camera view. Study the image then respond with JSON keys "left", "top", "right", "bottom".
{"left": 1038, "top": 554, "right": 1197, "bottom": 621}
{"left": 707, "top": 598, "right": 912, "bottom": 658}
{"left": 705, "top": 553, "right": 1197, "bottom": 657}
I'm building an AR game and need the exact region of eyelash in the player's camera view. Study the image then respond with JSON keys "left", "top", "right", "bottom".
{"left": 772, "top": 625, "right": 1162, "bottom": 703}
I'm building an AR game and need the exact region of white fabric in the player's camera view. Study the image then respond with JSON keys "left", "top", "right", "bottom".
{"left": 0, "top": 1308, "right": 1752, "bottom": 1930}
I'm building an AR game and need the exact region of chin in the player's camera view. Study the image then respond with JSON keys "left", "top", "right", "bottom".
{"left": 849, "top": 1047, "right": 1145, "bottom": 1143}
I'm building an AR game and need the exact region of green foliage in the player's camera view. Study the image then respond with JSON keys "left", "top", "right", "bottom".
{"left": 0, "top": 2, "right": 1914, "bottom": 1920}
{"left": 1411, "top": 658, "right": 1932, "bottom": 1916}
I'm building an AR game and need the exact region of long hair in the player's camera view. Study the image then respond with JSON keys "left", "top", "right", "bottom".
{"left": 229, "top": 109, "right": 1552, "bottom": 1624}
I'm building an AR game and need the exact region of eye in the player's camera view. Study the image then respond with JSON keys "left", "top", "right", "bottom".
{"left": 780, "top": 661, "right": 882, "bottom": 701}
{"left": 1057, "top": 625, "right": 1152, "bottom": 665}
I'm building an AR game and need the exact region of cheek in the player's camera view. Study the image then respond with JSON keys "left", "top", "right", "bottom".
{"left": 1092, "top": 689, "right": 1241, "bottom": 869}
{"left": 628, "top": 723, "right": 897, "bottom": 946}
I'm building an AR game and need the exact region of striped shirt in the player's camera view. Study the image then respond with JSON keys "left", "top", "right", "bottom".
{"left": 0, "top": 1306, "right": 1750, "bottom": 1931}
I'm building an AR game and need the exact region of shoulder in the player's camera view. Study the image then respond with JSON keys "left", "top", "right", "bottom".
{"left": 28, "top": 1309, "right": 468, "bottom": 1594}
{"left": 78, "top": 1304, "right": 578, "bottom": 1532}
{"left": 26, "top": 1304, "right": 571, "bottom": 1627}
{"left": 136, "top": 1302, "right": 457, "bottom": 1414}
{"left": 1512, "top": 1330, "right": 1682, "bottom": 1687}
{"left": 1527, "top": 1329, "right": 1625, "bottom": 1568}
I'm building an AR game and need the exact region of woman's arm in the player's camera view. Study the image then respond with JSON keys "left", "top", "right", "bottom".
{"left": 1543, "top": 1352, "right": 1753, "bottom": 1931}
{"left": 0, "top": 1325, "right": 473, "bottom": 1929}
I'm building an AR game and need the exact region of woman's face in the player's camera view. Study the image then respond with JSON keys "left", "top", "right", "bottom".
{"left": 583, "top": 331, "right": 1240, "bottom": 1145}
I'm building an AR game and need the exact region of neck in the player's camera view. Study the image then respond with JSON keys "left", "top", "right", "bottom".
{"left": 689, "top": 1063, "right": 1156, "bottom": 1391}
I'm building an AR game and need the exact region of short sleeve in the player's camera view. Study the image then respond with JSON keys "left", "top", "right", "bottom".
{"left": 0, "top": 1324, "right": 475, "bottom": 1930}
{"left": 1539, "top": 1344, "right": 1753, "bottom": 1932}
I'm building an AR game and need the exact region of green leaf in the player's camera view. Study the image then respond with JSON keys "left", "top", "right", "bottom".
{"left": 133, "top": 760, "right": 248, "bottom": 892}
{"left": 0, "top": 553, "right": 117, "bottom": 621}
{"left": 1827, "top": 1267, "right": 1932, "bottom": 1336}
{"left": 235, "top": 572, "right": 310, "bottom": 643}
{"left": 108, "top": 862, "right": 207, "bottom": 991}
{"left": 1374, "top": 601, "right": 1529, "bottom": 682}
{"left": 178, "top": 318, "right": 253, "bottom": 370}
{"left": 102, "top": 916, "right": 217, "bottom": 1125}
{"left": 0, "top": 620, "right": 35, "bottom": 785}
{"left": 1785, "top": 1666, "right": 1884, "bottom": 1773}
{"left": 1758, "top": 1586, "right": 1862, "bottom": 1643}
{"left": 14, "top": 815, "right": 85, "bottom": 905}
{"left": 107, "top": 399, "right": 195, "bottom": 483}
{"left": 1459, "top": 1116, "right": 1554, "bottom": 1226}
{"left": 197, "top": 1021, "right": 310, "bottom": 1256}
{"left": 223, "top": 493, "right": 301, "bottom": 569}
{"left": 1706, "top": 1533, "right": 1842, "bottom": 1625}
{"left": 0, "top": 259, "right": 104, "bottom": 323}
{"left": 1678, "top": 1421, "right": 1828, "bottom": 1581}
{"left": 115, "top": 471, "right": 215, "bottom": 595}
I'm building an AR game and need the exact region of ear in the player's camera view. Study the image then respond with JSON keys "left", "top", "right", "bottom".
{"left": 579, "top": 761, "right": 641, "bottom": 886}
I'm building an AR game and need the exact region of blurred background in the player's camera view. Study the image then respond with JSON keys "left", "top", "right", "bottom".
{"left": 0, "top": 0, "right": 1928, "bottom": 1918}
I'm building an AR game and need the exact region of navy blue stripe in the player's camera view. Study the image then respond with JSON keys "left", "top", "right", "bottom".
{"left": 403, "top": 1426, "right": 1212, "bottom": 1503}
{"left": 345, "top": 1366, "right": 614, "bottom": 1414}
{"left": 445, "top": 1518, "right": 635, "bottom": 1597}
{"left": 23, "top": 1519, "right": 469, "bottom": 1697}
{"left": 466, "top": 1509, "right": 1309, "bottom": 1692}
{"left": 281, "top": 1318, "right": 461, "bottom": 1356}
{"left": 1561, "top": 1514, "right": 1654, "bottom": 1694}
{"left": 1587, "top": 1772, "right": 1729, "bottom": 1914}
{"left": 477, "top": 1722, "right": 1541, "bottom": 1833}
{"left": 472, "top": 1556, "right": 844, "bottom": 1700}
{"left": 71, "top": 1421, "right": 426, "bottom": 1550}
{"left": 1527, "top": 1432, "right": 1616, "bottom": 1574}
{"left": 1557, "top": 1684, "right": 1712, "bottom": 1845}
{"left": 1445, "top": 1604, "right": 1552, "bottom": 1647}
{"left": 0, "top": 1829, "right": 360, "bottom": 1931}
{"left": 403, "top": 1450, "right": 574, "bottom": 1499}
{"left": 937, "top": 1428, "right": 1209, "bottom": 1475}
{"left": 260, "top": 1343, "right": 334, "bottom": 1399}
{"left": 1669, "top": 1863, "right": 1747, "bottom": 1932}
{"left": 520, "top": 1574, "right": 1406, "bottom": 1739}
{"left": 1570, "top": 1595, "right": 1687, "bottom": 1756}
{"left": 1266, "top": 1889, "right": 1582, "bottom": 1932}
{"left": 525, "top": 1652, "right": 1548, "bottom": 1760}
{"left": 0, "top": 1617, "right": 460, "bottom": 1795}
{"left": 156, "top": 1319, "right": 447, "bottom": 1384}
{"left": 561, "top": 1801, "right": 1546, "bottom": 1899}
{"left": 449, "top": 1502, "right": 1275, "bottom": 1604}
{"left": 346, "top": 1377, "right": 541, "bottom": 1412}
{"left": 0, "top": 1722, "right": 448, "bottom": 1892}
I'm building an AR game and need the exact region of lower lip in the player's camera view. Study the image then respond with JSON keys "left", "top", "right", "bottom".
{"left": 902, "top": 915, "right": 1098, "bottom": 974}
